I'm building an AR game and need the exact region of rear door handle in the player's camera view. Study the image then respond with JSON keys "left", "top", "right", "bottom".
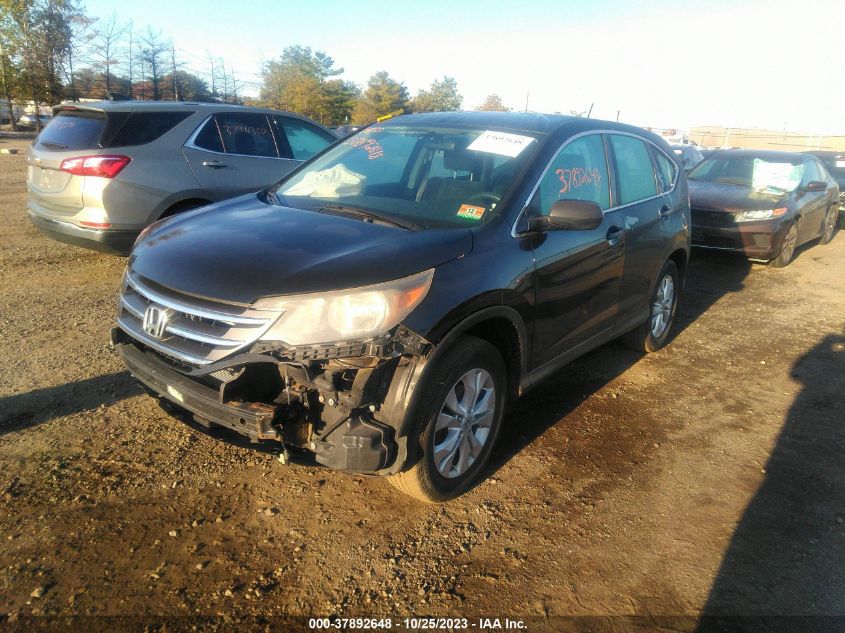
{"left": 202, "top": 160, "right": 227, "bottom": 169}
{"left": 659, "top": 204, "right": 672, "bottom": 219}
{"left": 606, "top": 225, "right": 625, "bottom": 244}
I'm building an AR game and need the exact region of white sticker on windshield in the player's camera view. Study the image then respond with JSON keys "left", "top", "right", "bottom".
{"left": 467, "top": 130, "right": 534, "bottom": 158}
{"left": 751, "top": 159, "right": 803, "bottom": 192}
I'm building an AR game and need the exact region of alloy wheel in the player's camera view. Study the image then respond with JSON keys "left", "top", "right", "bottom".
{"left": 433, "top": 368, "right": 496, "bottom": 479}
{"left": 781, "top": 224, "right": 798, "bottom": 264}
{"left": 651, "top": 274, "right": 675, "bottom": 339}
{"left": 823, "top": 209, "right": 837, "bottom": 242}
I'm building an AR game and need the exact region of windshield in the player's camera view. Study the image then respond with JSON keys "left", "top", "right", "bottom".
{"left": 270, "top": 124, "right": 540, "bottom": 229}
{"left": 688, "top": 155, "right": 804, "bottom": 192}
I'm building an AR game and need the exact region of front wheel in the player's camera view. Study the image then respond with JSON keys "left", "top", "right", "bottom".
{"left": 387, "top": 336, "right": 507, "bottom": 503}
{"left": 622, "top": 260, "right": 680, "bottom": 353}
{"left": 770, "top": 222, "right": 799, "bottom": 267}
{"left": 820, "top": 206, "right": 838, "bottom": 245}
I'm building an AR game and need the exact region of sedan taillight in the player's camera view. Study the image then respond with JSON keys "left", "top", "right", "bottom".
{"left": 60, "top": 155, "right": 131, "bottom": 178}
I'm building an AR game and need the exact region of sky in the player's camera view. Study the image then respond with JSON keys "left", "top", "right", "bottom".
{"left": 81, "top": 0, "right": 845, "bottom": 135}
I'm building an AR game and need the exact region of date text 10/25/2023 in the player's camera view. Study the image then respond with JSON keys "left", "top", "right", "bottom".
{"left": 307, "top": 617, "right": 527, "bottom": 630}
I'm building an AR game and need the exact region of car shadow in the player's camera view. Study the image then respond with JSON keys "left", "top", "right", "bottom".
{"left": 0, "top": 371, "right": 140, "bottom": 436}
{"left": 486, "top": 249, "right": 753, "bottom": 479}
{"left": 695, "top": 329, "right": 845, "bottom": 633}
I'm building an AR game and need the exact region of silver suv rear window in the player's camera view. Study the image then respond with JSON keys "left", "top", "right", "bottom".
{"left": 36, "top": 109, "right": 193, "bottom": 151}
{"left": 36, "top": 110, "right": 107, "bottom": 151}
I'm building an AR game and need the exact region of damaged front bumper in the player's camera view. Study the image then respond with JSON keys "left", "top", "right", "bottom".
{"left": 112, "top": 326, "right": 431, "bottom": 475}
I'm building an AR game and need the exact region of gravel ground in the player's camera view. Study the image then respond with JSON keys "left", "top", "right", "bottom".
{"left": 1, "top": 136, "right": 844, "bottom": 632}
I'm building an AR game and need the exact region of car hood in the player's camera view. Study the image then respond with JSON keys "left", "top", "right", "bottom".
{"left": 688, "top": 180, "right": 788, "bottom": 212}
{"left": 129, "top": 194, "right": 473, "bottom": 305}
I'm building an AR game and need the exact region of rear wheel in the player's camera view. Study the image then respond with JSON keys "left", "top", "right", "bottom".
{"left": 770, "top": 222, "right": 799, "bottom": 267}
{"left": 820, "top": 205, "right": 838, "bottom": 245}
{"left": 387, "top": 336, "right": 507, "bottom": 503}
{"left": 622, "top": 260, "right": 679, "bottom": 353}
{"left": 159, "top": 199, "right": 210, "bottom": 219}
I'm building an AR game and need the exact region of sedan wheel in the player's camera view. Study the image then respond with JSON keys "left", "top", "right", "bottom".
{"left": 771, "top": 223, "right": 798, "bottom": 267}
{"left": 820, "top": 207, "right": 838, "bottom": 245}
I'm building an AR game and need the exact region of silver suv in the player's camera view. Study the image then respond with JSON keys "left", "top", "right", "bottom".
{"left": 26, "top": 101, "right": 337, "bottom": 254}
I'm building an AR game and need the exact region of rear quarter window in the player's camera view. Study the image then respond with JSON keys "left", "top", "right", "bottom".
{"left": 36, "top": 111, "right": 107, "bottom": 151}
{"left": 105, "top": 111, "right": 193, "bottom": 147}
{"left": 610, "top": 134, "right": 659, "bottom": 205}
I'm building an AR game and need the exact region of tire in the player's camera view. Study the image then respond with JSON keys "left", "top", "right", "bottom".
{"left": 387, "top": 336, "right": 507, "bottom": 503}
{"left": 770, "top": 222, "right": 799, "bottom": 267}
{"left": 820, "top": 205, "right": 838, "bottom": 245}
{"left": 159, "top": 199, "right": 210, "bottom": 219}
{"left": 622, "top": 260, "right": 680, "bottom": 353}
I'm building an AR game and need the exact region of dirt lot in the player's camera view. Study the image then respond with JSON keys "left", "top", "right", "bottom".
{"left": 1, "top": 135, "right": 844, "bottom": 632}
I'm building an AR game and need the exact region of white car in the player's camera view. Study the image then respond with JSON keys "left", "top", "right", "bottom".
{"left": 17, "top": 114, "right": 52, "bottom": 128}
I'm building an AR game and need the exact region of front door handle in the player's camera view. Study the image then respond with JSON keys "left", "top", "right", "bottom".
{"left": 606, "top": 225, "right": 625, "bottom": 244}
{"left": 202, "top": 160, "right": 227, "bottom": 169}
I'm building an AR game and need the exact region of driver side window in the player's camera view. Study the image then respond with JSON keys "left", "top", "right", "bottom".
{"left": 802, "top": 159, "right": 823, "bottom": 185}
{"left": 535, "top": 134, "right": 611, "bottom": 215}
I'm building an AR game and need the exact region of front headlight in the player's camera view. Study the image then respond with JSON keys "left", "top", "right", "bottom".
{"left": 254, "top": 269, "right": 434, "bottom": 346}
{"left": 734, "top": 207, "right": 787, "bottom": 222}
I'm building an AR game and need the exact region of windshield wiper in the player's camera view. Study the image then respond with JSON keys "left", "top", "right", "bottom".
{"left": 39, "top": 141, "right": 68, "bottom": 150}
{"left": 318, "top": 204, "right": 426, "bottom": 230}
{"left": 759, "top": 184, "right": 788, "bottom": 194}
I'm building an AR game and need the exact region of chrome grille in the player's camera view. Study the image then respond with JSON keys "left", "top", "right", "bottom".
{"left": 117, "top": 272, "right": 281, "bottom": 367}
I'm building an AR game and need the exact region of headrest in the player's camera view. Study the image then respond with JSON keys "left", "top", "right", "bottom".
{"left": 443, "top": 149, "right": 477, "bottom": 172}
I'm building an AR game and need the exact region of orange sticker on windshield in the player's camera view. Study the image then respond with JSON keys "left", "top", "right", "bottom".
{"left": 457, "top": 204, "right": 486, "bottom": 220}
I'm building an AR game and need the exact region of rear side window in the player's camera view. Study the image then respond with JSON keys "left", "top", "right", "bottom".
{"left": 610, "top": 135, "right": 658, "bottom": 205}
{"left": 215, "top": 113, "right": 278, "bottom": 158}
{"left": 653, "top": 149, "right": 678, "bottom": 192}
{"left": 273, "top": 117, "right": 334, "bottom": 160}
{"left": 36, "top": 111, "right": 107, "bottom": 150}
{"left": 535, "top": 133, "right": 611, "bottom": 213}
{"left": 193, "top": 117, "right": 224, "bottom": 153}
{"left": 105, "top": 111, "right": 192, "bottom": 147}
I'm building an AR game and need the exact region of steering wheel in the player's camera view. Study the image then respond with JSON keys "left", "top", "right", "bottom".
{"left": 466, "top": 192, "right": 501, "bottom": 207}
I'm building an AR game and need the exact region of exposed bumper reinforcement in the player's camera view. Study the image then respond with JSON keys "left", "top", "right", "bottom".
{"left": 118, "top": 342, "right": 281, "bottom": 443}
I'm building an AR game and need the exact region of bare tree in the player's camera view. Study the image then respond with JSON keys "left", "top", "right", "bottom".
{"left": 91, "top": 12, "right": 126, "bottom": 96}
{"left": 139, "top": 26, "right": 168, "bottom": 100}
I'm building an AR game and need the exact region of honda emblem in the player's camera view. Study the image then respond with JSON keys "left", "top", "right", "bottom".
{"left": 142, "top": 305, "right": 171, "bottom": 339}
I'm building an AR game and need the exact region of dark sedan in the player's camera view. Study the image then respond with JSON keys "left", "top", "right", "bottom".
{"left": 689, "top": 150, "right": 839, "bottom": 266}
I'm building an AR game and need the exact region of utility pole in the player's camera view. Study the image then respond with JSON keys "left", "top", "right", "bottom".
{"left": 524, "top": 91, "right": 529, "bottom": 112}
{"left": 616, "top": 110, "right": 621, "bottom": 122}
{"left": 128, "top": 22, "right": 133, "bottom": 99}
{"left": 170, "top": 45, "right": 179, "bottom": 100}
{"left": 208, "top": 55, "right": 217, "bottom": 101}
{"left": 220, "top": 59, "right": 227, "bottom": 102}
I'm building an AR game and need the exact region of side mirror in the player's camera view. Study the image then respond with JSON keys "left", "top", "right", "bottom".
{"left": 528, "top": 199, "right": 604, "bottom": 232}
{"left": 805, "top": 180, "right": 826, "bottom": 192}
